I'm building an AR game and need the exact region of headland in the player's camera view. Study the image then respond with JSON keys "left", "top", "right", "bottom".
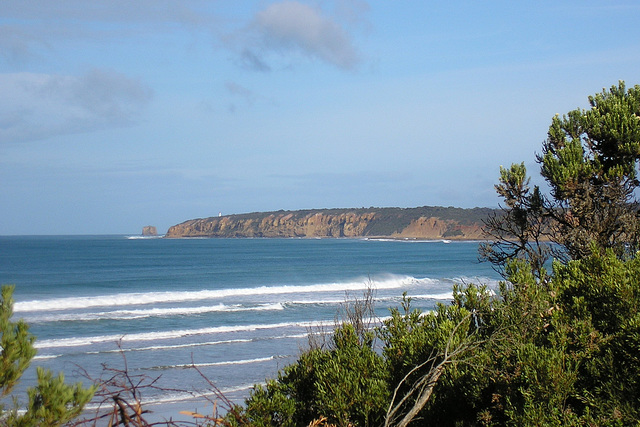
{"left": 165, "top": 206, "right": 495, "bottom": 240}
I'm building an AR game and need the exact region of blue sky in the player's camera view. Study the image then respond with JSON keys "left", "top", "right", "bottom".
{"left": 1, "top": 1, "right": 639, "bottom": 235}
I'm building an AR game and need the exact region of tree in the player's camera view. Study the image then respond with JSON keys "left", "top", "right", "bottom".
{"left": 0, "top": 286, "right": 36, "bottom": 402}
{"left": 476, "top": 82, "right": 640, "bottom": 424}
{"left": 541, "top": 81, "right": 640, "bottom": 259}
{"left": 482, "top": 81, "right": 640, "bottom": 269}
{"left": 479, "top": 163, "right": 554, "bottom": 277}
{"left": 0, "top": 285, "right": 95, "bottom": 426}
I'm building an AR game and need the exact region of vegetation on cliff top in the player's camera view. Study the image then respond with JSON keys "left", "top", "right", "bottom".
{"left": 222, "top": 206, "right": 492, "bottom": 225}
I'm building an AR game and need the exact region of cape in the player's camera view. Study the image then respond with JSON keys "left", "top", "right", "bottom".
{"left": 165, "top": 206, "right": 494, "bottom": 239}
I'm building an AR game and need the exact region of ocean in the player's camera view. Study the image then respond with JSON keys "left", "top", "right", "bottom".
{"left": 0, "top": 235, "right": 500, "bottom": 422}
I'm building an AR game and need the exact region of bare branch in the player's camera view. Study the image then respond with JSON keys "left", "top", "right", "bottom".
{"left": 384, "top": 312, "right": 484, "bottom": 427}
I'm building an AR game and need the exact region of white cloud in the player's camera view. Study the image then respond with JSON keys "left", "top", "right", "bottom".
{"left": 0, "top": 69, "right": 153, "bottom": 143}
{"left": 249, "top": 1, "right": 360, "bottom": 70}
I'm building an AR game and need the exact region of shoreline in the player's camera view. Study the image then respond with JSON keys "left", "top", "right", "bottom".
{"left": 161, "top": 235, "right": 489, "bottom": 241}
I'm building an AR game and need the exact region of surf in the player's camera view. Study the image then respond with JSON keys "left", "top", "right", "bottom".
{"left": 15, "top": 274, "right": 424, "bottom": 313}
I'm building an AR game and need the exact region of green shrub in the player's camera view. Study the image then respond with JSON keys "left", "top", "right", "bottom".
{"left": 0, "top": 285, "right": 95, "bottom": 426}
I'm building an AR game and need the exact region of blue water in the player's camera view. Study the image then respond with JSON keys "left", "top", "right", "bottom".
{"left": 0, "top": 236, "right": 499, "bottom": 421}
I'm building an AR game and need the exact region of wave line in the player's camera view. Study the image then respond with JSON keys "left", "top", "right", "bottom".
{"left": 15, "top": 275, "right": 423, "bottom": 313}
{"left": 34, "top": 320, "right": 332, "bottom": 350}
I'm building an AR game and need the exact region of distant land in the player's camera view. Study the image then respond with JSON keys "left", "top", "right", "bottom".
{"left": 165, "top": 206, "right": 496, "bottom": 239}
{"left": 142, "top": 225, "right": 158, "bottom": 236}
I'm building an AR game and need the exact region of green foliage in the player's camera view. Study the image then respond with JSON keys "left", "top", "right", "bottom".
{"left": 550, "top": 251, "right": 640, "bottom": 423}
{"left": 381, "top": 289, "right": 492, "bottom": 426}
{"left": 0, "top": 285, "right": 95, "bottom": 426}
{"left": 234, "top": 287, "right": 492, "bottom": 427}
{"left": 234, "top": 323, "right": 388, "bottom": 427}
{"left": 473, "top": 249, "right": 640, "bottom": 426}
{"left": 6, "top": 367, "right": 95, "bottom": 427}
{"left": 233, "top": 248, "right": 640, "bottom": 426}
{"left": 541, "top": 82, "right": 640, "bottom": 259}
{"left": 380, "top": 292, "right": 478, "bottom": 393}
{"left": 480, "top": 163, "right": 552, "bottom": 277}
{"left": 483, "top": 81, "right": 640, "bottom": 267}
{"left": 542, "top": 82, "right": 640, "bottom": 189}
{"left": 477, "top": 82, "right": 640, "bottom": 425}
{"left": 476, "top": 262, "right": 580, "bottom": 426}
{"left": 0, "top": 286, "right": 36, "bottom": 401}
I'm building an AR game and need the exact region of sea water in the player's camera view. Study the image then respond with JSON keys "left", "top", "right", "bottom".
{"left": 0, "top": 236, "right": 500, "bottom": 421}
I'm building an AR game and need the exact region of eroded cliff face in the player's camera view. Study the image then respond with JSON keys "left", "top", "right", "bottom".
{"left": 165, "top": 209, "right": 486, "bottom": 239}
{"left": 166, "top": 212, "right": 376, "bottom": 238}
{"left": 391, "top": 217, "right": 485, "bottom": 240}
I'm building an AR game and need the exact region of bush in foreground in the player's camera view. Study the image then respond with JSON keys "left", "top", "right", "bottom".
{"left": 228, "top": 248, "right": 640, "bottom": 426}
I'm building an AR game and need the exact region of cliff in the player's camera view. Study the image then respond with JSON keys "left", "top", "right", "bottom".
{"left": 165, "top": 207, "right": 494, "bottom": 239}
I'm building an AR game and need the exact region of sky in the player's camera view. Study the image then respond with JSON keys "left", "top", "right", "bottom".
{"left": 1, "top": 1, "right": 640, "bottom": 235}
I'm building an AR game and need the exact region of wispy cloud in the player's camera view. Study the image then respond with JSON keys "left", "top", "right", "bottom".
{"left": 242, "top": 1, "right": 361, "bottom": 71}
{"left": 333, "top": 0, "right": 371, "bottom": 27}
{"left": 0, "top": 1, "right": 217, "bottom": 64}
{"left": 0, "top": 69, "right": 153, "bottom": 143}
{"left": 0, "top": 1, "right": 213, "bottom": 26}
{"left": 225, "top": 81, "right": 256, "bottom": 104}
{"left": 1, "top": 1, "right": 366, "bottom": 72}
{"left": 0, "top": 26, "right": 49, "bottom": 64}
{"left": 238, "top": 48, "right": 272, "bottom": 72}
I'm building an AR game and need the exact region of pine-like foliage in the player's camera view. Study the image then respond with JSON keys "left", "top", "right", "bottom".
{"left": 482, "top": 81, "right": 640, "bottom": 271}
{"left": 0, "top": 285, "right": 95, "bottom": 426}
{"left": 0, "top": 285, "right": 36, "bottom": 401}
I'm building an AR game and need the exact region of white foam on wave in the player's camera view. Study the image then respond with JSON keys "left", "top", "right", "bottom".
{"left": 129, "top": 383, "right": 258, "bottom": 408}
{"left": 451, "top": 276, "right": 501, "bottom": 287}
{"left": 149, "top": 356, "right": 278, "bottom": 371}
{"left": 82, "top": 382, "right": 258, "bottom": 417}
{"left": 15, "top": 274, "right": 420, "bottom": 313}
{"left": 410, "top": 292, "right": 454, "bottom": 300}
{"left": 33, "top": 354, "right": 61, "bottom": 360}
{"left": 34, "top": 320, "right": 332, "bottom": 350}
{"left": 24, "top": 303, "right": 284, "bottom": 323}
{"left": 34, "top": 333, "right": 310, "bottom": 360}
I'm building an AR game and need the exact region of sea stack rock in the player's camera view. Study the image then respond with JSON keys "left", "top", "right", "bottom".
{"left": 142, "top": 225, "right": 158, "bottom": 236}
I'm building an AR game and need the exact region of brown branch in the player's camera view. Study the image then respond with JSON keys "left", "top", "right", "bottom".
{"left": 188, "top": 358, "right": 247, "bottom": 426}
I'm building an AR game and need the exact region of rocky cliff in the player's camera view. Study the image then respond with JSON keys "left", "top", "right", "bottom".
{"left": 142, "top": 225, "right": 158, "bottom": 236}
{"left": 165, "top": 207, "right": 493, "bottom": 239}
